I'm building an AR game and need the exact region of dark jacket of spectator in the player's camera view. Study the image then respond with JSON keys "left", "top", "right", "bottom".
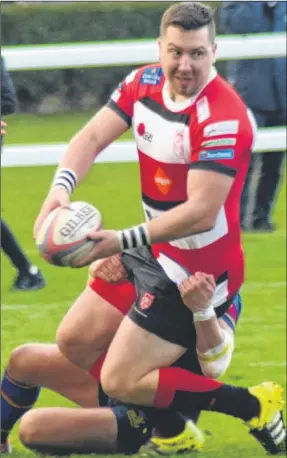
{"left": 1, "top": 56, "right": 17, "bottom": 116}
{"left": 220, "top": 1, "right": 286, "bottom": 113}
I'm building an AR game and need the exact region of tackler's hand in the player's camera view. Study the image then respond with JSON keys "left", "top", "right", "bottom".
{"left": 89, "top": 254, "right": 128, "bottom": 284}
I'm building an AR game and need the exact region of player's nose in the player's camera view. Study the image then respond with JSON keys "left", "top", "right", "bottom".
{"left": 177, "top": 53, "right": 193, "bottom": 72}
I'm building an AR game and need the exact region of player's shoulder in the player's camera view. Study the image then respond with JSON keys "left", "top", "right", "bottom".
{"left": 190, "top": 71, "right": 256, "bottom": 153}
{"left": 123, "top": 63, "right": 164, "bottom": 93}
{"left": 205, "top": 72, "right": 249, "bottom": 115}
{"left": 137, "top": 63, "right": 164, "bottom": 86}
{"left": 194, "top": 72, "right": 252, "bottom": 134}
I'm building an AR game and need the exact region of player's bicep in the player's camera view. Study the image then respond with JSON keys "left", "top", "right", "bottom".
{"left": 187, "top": 167, "right": 234, "bottom": 221}
{"left": 81, "top": 106, "right": 129, "bottom": 152}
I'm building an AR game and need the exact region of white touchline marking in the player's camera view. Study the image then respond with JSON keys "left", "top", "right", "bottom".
{"left": 1, "top": 303, "right": 68, "bottom": 311}
{"left": 243, "top": 282, "right": 286, "bottom": 290}
{"left": 2, "top": 282, "right": 286, "bottom": 311}
{"left": 248, "top": 362, "right": 286, "bottom": 367}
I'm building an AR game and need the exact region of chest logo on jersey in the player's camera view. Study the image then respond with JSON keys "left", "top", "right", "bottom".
{"left": 199, "top": 149, "right": 234, "bottom": 160}
{"left": 173, "top": 130, "right": 186, "bottom": 161}
{"left": 137, "top": 122, "right": 153, "bottom": 143}
{"left": 140, "top": 67, "right": 163, "bottom": 85}
{"left": 140, "top": 292, "right": 156, "bottom": 310}
{"left": 154, "top": 168, "right": 172, "bottom": 195}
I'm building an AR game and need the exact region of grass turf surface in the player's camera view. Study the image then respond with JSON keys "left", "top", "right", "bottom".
{"left": 3, "top": 111, "right": 133, "bottom": 145}
{"left": 1, "top": 113, "right": 286, "bottom": 457}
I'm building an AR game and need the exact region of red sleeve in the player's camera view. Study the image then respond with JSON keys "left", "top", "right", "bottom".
{"left": 106, "top": 68, "right": 139, "bottom": 126}
{"left": 189, "top": 111, "right": 256, "bottom": 178}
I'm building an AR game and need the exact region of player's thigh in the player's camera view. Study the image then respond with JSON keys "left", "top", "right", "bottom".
{"left": 19, "top": 407, "right": 117, "bottom": 452}
{"left": 102, "top": 316, "right": 185, "bottom": 387}
{"left": 56, "top": 281, "right": 134, "bottom": 352}
{"left": 7, "top": 343, "right": 99, "bottom": 407}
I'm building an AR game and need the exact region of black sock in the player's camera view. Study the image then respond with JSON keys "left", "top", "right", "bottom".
{"left": 172, "top": 386, "right": 260, "bottom": 422}
{"left": 1, "top": 220, "right": 31, "bottom": 273}
{"left": 142, "top": 408, "right": 186, "bottom": 437}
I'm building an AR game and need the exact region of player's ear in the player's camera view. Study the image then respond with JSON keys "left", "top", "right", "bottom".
{"left": 157, "top": 37, "right": 162, "bottom": 61}
{"left": 211, "top": 42, "right": 217, "bottom": 64}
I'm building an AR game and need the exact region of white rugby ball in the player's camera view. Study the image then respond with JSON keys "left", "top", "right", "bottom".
{"left": 36, "top": 201, "right": 102, "bottom": 268}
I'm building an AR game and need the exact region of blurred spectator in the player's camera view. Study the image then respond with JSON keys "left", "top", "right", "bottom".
{"left": 220, "top": 1, "right": 286, "bottom": 232}
{"left": 1, "top": 56, "right": 46, "bottom": 291}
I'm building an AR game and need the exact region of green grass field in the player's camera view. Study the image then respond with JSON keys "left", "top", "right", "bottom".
{"left": 1, "top": 113, "right": 286, "bottom": 457}
{"left": 3, "top": 112, "right": 133, "bottom": 145}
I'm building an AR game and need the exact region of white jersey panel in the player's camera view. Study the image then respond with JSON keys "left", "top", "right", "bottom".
{"left": 157, "top": 252, "right": 229, "bottom": 307}
{"left": 132, "top": 101, "right": 191, "bottom": 164}
{"left": 143, "top": 202, "right": 228, "bottom": 250}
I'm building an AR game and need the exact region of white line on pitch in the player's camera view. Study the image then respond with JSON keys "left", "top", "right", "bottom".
{"left": 1, "top": 303, "right": 66, "bottom": 311}
{"left": 2, "top": 281, "right": 286, "bottom": 311}
{"left": 248, "top": 362, "right": 286, "bottom": 367}
{"left": 243, "top": 282, "right": 286, "bottom": 290}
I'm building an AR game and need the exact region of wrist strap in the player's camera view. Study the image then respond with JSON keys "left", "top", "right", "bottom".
{"left": 52, "top": 168, "right": 78, "bottom": 195}
{"left": 117, "top": 224, "right": 151, "bottom": 251}
{"left": 193, "top": 305, "right": 216, "bottom": 322}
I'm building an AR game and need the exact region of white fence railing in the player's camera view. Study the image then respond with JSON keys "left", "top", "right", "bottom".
{"left": 2, "top": 33, "right": 286, "bottom": 167}
{"left": 2, "top": 127, "right": 286, "bottom": 168}
{"left": 3, "top": 33, "right": 286, "bottom": 71}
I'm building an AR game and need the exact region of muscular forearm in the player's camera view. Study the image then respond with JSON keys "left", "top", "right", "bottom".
{"left": 194, "top": 317, "right": 225, "bottom": 353}
{"left": 147, "top": 200, "right": 215, "bottom": 244}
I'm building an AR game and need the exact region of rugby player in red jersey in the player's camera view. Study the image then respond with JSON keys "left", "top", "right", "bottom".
{"left": 33, "top": 2, "right": 285, "bottom": 454}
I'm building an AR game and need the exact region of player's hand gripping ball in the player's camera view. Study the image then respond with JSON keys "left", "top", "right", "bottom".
{"left": 35, "top": 201, "right": 102, "bottom": 268}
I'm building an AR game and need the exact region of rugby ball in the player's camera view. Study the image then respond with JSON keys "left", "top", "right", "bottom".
{"left": 36, "top": 201, "right": 102, "bottom": 268}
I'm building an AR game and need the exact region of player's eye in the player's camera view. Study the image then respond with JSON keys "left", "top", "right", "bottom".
{"left": 190, "top": 50, "right": 206, "bottom": 60}
{"left": 169, "top": 49, "right": 181, "bottom": 58}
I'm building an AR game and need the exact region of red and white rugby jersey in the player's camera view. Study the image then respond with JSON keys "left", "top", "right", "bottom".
{"left": 107, "top": 64, "right": 256, "bottom": 307}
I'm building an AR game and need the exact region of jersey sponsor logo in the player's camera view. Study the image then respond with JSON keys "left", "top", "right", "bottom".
{"left": 139, "top": 292, "right": 155, "bottom": 310}
{"left": 201, "top": 138, "right": 236, "bottom": 148}
{"left": 199, "top": 149, "right": 234, "bottom": 160}
{"left": 137, "top": 122, "right": 153, "bottom": 143}
{"left": 204, "top": 120, "right": 239, "bottom": 137}
{"left": 196, "top": 96, "right": 210, "bottom": 123}
{"left": 140, "top": 67, "right": 163, "bottom": 85}
{"left": 154, "top": 168, "right": 172, "bottom": 195}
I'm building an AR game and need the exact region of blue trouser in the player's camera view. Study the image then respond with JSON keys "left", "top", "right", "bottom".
{"left": 240, "top": 109, "right": 286, "bottom": 225}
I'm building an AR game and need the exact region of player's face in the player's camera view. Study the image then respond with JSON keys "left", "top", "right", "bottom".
{"left": 159, "top": 25, "right": 216, "bottom": 100}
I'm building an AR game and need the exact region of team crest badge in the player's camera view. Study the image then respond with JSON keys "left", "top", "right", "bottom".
{"left": 140, "top": 292, "right": 155, "bottom": 310}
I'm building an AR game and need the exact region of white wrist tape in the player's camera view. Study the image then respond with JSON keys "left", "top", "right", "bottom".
{"left": 52, "top": 168, "right": 78, "bottom": 195}
{"left": 117, "top": 224, "right": 151, "bottom": 251}
{"left": 193, "top": 305, "right": 216, "bottom": 322}
{"left": 197, "top": 330, "right": 234, "bottom": 378}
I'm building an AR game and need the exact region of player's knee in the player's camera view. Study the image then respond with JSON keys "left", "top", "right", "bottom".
{"left": 56, "top": 325, "right": 87, "bottom": 366}
{"left": 19, "top": 411, "right": 42, "bottom": 447}
{"left": 7, "top": 344, "right": 36, "bottom": 381}
{"left": 56, "top": 323, "right": 106, "bottom": 367}
{"left": 56, "top": 310, "right": 120, "bottom": 367}
{"left": 101, "top": 366, "right": 133, "bottom": 401}
{"left": 197, "top": 330, "right": 234, "bottom": 379}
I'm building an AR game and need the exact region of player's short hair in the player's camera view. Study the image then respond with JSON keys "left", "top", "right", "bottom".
{"left": 160, "top": 2, "right": 216, "bottom": 43}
